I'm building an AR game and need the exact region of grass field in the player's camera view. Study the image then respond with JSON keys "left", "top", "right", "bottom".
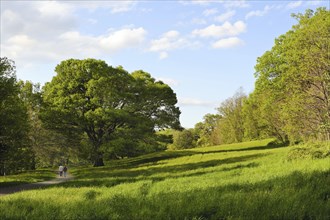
{"left": 0, "top": 169, "right": 56, "bottom": 187}
{"left": 0, "top": 139, "right": 329, "bottom": 219}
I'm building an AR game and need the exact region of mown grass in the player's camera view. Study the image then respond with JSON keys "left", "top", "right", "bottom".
{"left": 0, "top": 139, "right": 329, "bottom": 219}
{"left": 0, "top": 169, "right": 56, "bottom": 187}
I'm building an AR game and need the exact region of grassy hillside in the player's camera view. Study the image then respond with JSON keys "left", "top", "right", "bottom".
{"left": 0, "top": 139, "right": 329, "bottom": 219}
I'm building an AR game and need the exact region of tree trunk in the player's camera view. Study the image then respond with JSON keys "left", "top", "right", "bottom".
{"left": 93, "top": 153, "right": 104, "bottom": 167}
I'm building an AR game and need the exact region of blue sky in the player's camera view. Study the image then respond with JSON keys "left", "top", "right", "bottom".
{"left": 1, "top": 0, "right": 328, "bottom": 128}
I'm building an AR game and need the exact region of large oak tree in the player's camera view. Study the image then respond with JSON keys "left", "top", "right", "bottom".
{"left": 42, "top": 59, "right": 180, "bottom": 166}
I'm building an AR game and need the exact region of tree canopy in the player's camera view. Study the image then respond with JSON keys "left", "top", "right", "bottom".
{"left": 42, "top": 58, "right": 180, "bottom": 166}
{"left": 193, "top": 8, "right": 329, "bottom": 146}
{"left": 0, "top": 58, "right": 33, "bottom": 175}
{"left": 253, "top": 7, "right": 329, "bottom": 142}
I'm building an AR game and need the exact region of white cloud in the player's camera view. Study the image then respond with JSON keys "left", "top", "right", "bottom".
{"left": 1, "top": 2, "right": 76, "bottom": 41}
{"left": 223, "top": 0, "right": 249, "bottom": 9}
{"left": 149, "top": 30, "right": 188, "bottom": 52}
{"left": 7, "top": 35, "right": 37, "bottom": 47}
{"left": 245, "top": 5, "right": 272, "bottom": 20}
{"left": 148, "top": 30, "right": 202, "bottom": 59}
{"left": 1, "top": 1, "right": 146, "bottom": 66}
{"left": 306, "top": 1, "right": 323, "bottom": 6}
{"left": 37, "top": 1, "right": 73, "bottom": 17}
{"left": 192, "top": 21, "right": 246, "bottom": 38}
{"left": 100, "top": 28, "right": 146, "bottom": 51}
{"left": 67, "top": 1, "right": 137, "bottom": 13}
{"left": 2, "top": 27, "right": 147, "bottom": 65}
{"left": 214, "top": 10, "right": 236, "bottom": 23}
{"left": 179, "top": 0, "right": 212, "bottom": 6}
{"left": 1, "top": 1, "right": 137, "bottom": 41}
{"left": 149, "top": 31, "right": 184, "bottom": 52}
{"left": 286, "top": 1, "right": 303, "bottom": 9}
{"left": 212, "top": 37, "right": 244, "bottom": 49}
{"left": 163, "top": 30, "right": 180, "bottom": 39}
{"left": 191, "top": 18, "right": 207, "bottom": 25}
{"left": 178, "top": 97, "right": 215, "bottom": 107}
{"left": 159, "top": 52, "right": 169, "bottom": 60}
{"left": 203, "top": 8, "right": 218, "bottom": 16}
{"left": 59, "top": 27, "right": 146, "bottom": 54}
{"left": 148, "top": 30, "right": 198, "bottom": 59}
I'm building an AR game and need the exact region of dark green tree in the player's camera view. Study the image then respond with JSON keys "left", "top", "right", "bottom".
{"left": 42, "top": 59, "right": 180, "bottom": 166}
{"left": 19, "top": 81, "right": 79, "bottom": 167}
{"left": 0, "top": 58, "right": 32, "bottom": 175}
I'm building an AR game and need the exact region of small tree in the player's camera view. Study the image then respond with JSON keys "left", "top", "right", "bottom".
{"left": 216, "top": 88, "right": 246, "bottom": 144}
{"left": 171, "top": 129, "right": 196, "bottom": 150}
{"left": 194, "top": 114, "right": 221, "bottom": 147}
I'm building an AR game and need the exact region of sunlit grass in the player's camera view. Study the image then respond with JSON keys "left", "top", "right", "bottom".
{"left": 0, "top": 169, "right": 56, "bottom": 187}
{"left": 1, "top": 139, "right": 329, "bottom": 219}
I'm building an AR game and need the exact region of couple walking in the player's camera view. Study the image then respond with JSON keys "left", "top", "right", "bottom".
{"left": 58, "top": 165, "right": 68, "bottom": 177}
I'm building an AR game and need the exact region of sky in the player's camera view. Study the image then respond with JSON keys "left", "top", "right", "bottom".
{"left": 1, "top": 0, "right": 328, "bottom": 128}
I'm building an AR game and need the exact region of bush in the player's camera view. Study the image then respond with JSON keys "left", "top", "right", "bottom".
{"left": 287, "top": 142, "right": 330, "bottom": 160}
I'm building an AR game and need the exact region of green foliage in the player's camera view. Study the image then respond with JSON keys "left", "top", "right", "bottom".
{"left": 195, "top": 7, "right": 330, "bottom": 146}
{"left": 194, "top": 114, "right": 221, "bottom": 147}
{"left": 216, "top": 88, "right": 247, "bottom": 144}
{"left": 18, "top": 80, "right": 82, "bottom": 168}
{"left": 0, "top": 139, "right": 329, "bottom": 219}
{"left": 41, "top": 59, "right": 180, "bottom": 166}
{"left": 287, "top": 141, "right": 330, "bottom": 160}
{"left": 170, "top": 129, "right": 196, "bottom": 150}
{"left": 253, "top": 8, "right": 330, "bottom": 142}
{"left": 0, "top": 58, "right": 34, "bottom": 175}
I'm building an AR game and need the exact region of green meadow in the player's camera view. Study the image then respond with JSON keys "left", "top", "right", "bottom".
{"left": 0, "top": 139, "right": 329, "bottom": 220}
{"left": 0, "top": 169, "right": 55, "bottom": 187}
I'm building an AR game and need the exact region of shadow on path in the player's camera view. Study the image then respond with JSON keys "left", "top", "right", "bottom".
{"left": 0, "top": 173, "right": 74, "bottom": 196}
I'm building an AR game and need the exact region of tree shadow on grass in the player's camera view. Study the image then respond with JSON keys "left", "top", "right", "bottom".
{"left": 200, "top": 142, "right": 289, "bottom": 155}
{"left": 61, "top": 153, "right": 266, "bottom": 188}
{"left": 147, "top": 170, "right": 330, "bottom": 220}
{"left": 106, "top": 141, "right": 286, "bottom": 169}
{"left": 110, "top": 150, "right": 198, "bottom": 168}
{"left": 1, "top": 170, "right": 328, "bottom": 220}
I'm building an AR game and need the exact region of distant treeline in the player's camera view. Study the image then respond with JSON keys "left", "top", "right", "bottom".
{"left": 170, "top": 8, "right": 329, "bottom": 150}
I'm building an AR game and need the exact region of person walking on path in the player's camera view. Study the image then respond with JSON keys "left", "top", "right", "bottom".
{"left": 59, "top": 165, "right": 64, "bottom": 177}
{"left": 63, "top": 165, "right": 68, "bottom": 177}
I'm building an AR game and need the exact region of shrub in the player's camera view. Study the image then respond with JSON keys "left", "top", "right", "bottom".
{"left": 287, "top": 142, "right": 330, "bottom": 160}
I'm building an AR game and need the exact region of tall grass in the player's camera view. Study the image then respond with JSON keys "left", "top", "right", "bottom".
{"left": 0, "top": 139, "right": 329, "bottom": 219}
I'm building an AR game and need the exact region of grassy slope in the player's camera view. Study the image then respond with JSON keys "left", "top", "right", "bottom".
{"left": 0, "top": 139, "right": 329, "bottom": 219}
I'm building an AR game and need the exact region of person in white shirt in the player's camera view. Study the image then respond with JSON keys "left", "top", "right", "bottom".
{"left": 59, "top": 165, "right": 64, "bottom": 177}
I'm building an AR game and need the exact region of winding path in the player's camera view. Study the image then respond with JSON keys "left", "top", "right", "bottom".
{"left": 0, "top": 173, "right": 74, "bottom": 196}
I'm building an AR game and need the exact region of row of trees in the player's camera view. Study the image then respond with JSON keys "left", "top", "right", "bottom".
{"left": 172, "top": 8, "right": 329, "bottom": 149}
{"left": 0, "top": 58, "right": 181, "bottom": 174}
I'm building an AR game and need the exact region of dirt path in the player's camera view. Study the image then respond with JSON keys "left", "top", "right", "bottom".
{"left": 0, "top": 173, "right": 74, "bottom": 196}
